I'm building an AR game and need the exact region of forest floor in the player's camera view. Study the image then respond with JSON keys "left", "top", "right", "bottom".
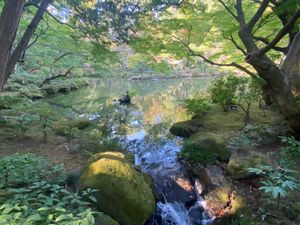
{"left": 178, "top": 104, "right": 300, "bottom": 225}
{"left": 0, "top": 134, "right": 84, "bottom": 172}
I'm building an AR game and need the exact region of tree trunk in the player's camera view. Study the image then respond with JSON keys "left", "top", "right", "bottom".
{"left": 238, "top": 27, "right": 300, "bottom": 136}
{"left": 4, "top": 0, "right": 54, "bottom": 84}
{"left": 261, "top": 83, "right": 273, "bottom": 106}
{"left": 0, "top": 0, "right": 25, "bottom": 91}
{"left": 249, "top": 55, "right": 300, "bottom": 136}
{"left": 281, "top": 32, "right": 300, "bottom": 97}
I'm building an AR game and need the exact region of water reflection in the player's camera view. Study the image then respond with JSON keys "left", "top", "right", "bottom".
{"left": 45, "top": 77, "right": 213, "bottom": 225}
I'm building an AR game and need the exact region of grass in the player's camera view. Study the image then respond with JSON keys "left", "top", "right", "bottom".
{"left": 201, "top": 104, "right": 282, "bottom": 140}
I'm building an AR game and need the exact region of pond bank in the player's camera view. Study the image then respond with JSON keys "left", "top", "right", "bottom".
{"left": 170, "top": 104, "right": 300, "bottom": 225}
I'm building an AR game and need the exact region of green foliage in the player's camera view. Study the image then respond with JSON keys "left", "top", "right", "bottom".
{"left": 228, "top": 124, "right": 279, "bottom": 150}
{"left": 0, "top": 154, "right": 65, "bottom": 189}
{"left": 0, "top": 114, "right": 38, "bottom": 138}
{"left": 280, "top": 136, "right": 300, "bottom": 157}
{"left": 209, "top": 75, "right": 240, "bottom": 112}
{"left": 26, "top": 103, "right": 59, "bottom": 142}
{"left": 0, "top": 182, "right": 97, "bottom": 225}
{"left": 0, "top": 94, "right": 32, "bottom": 110}
{"left": 129, "top": 90, "right": 138, "bottom": 97}
{"left": 248, "top": 166, "right": 300, "bottom": 202}
{"left": 183, "top": 93, "right": 210, "bottom": 118}
{"left": 236, "top": 77, "right": 263, "bottom": 123}
{"left": 180, "top": 132, "right": 230, "bottom": 163}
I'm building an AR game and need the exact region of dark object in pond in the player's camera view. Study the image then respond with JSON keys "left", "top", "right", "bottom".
{"left": 119, "top": 91, "right": 131, "bottom": 104}
{"left": 230, "top": 105, "right": 238, "bottom": 111}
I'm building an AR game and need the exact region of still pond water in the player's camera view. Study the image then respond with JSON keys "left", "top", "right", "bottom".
{"left": 46, "top": 77, "right": 214, "bottom": 225}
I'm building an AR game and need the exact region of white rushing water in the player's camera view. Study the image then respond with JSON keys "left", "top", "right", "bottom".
{"left": 127, "top": 129, "right": 214, "bottom": 225}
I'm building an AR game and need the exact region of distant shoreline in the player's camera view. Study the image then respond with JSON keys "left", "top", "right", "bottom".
{"left": 127, "top": 73, "right": 221, "bottom": 80}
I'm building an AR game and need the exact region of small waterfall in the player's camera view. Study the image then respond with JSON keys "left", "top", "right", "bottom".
{"left": 146, "top": 179, "right": 215, "bottom": 225}
{"left": 127, "top": 119, "right": 215, "bottom": 225}
{"left": 148, "top": 202, "right": 192, "bottom": 225}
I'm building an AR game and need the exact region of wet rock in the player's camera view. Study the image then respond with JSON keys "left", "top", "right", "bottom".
{"left": 180, "top": 132, "right": 231, "bottom": 164}
{"left": 157, "top": 174, "right": 197, "bottom": 204}
{"left": 226, "top": 152, "right": 269, "bottom": 179}
{"left": 78, "top": 152, "right": 156, "bottom": 225}
{"left": 188, "top": 204, "right": 204, "bottom": 224}
{"left": 169, "top": 120, "right": 203, "bottom": 138}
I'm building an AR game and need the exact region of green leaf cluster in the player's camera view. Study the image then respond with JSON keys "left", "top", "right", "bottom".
{"left": 280, "top": 136, "right": 300, "bottom": 157}
{"left": 0, "top": 182, "right": 97, "bottom": 225}
{"left": 248, "top": 166, "right": 300, "bottom": 200}
{"left": 0, "top": 154, "right": 65, "bottom": 189}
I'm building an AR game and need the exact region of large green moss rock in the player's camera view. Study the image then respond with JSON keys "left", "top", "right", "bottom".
{"left": 180, "top": 132, "right": 230, "bottom": 163}
{"left": 52, "top": 119, "right": 91, "bottom": 136}
{"left": 95, "top": 212, "right": 119, "bottom": 225}
{"left": 226, "top": 152, "right": 268, "bottom": 179}
{"left": 78, "top": 152, "right": 156, "bottom": 225}
{"left": 170, "top": 120, "right": 203, "bottom": 138}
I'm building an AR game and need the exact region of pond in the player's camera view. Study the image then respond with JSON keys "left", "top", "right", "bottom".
{"left": 45, "top": 77, "right": 214, "bottom": 225}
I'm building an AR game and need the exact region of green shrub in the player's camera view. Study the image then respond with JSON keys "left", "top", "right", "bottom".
{"left": 280, "top": 136, "right": 300, "bottom": 157}
{"left": 248, "top": 166, "right": 300, "bottom": 206}
{"left": 236, "top": 77, "right": 263, "bottom": 124}
{"left": 183, "top": 94, "right": 210, "bottom": 119}
{"left": 0, "top": 182, "right": 97, "bottom": 225}
{"left": 0, "top": 94, "right": 32, "bottom": 110}
{"left": 209, "top": 74, "right": 240, "bottom": 112}
{"left": 180, "top": 132, "right": 230, "bottom": 163}
{"left": 0, "top": 154, "right": 65, "bottom": 188}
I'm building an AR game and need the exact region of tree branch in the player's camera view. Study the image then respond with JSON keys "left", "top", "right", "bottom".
{"left": 235, "top": 0, "right": 246, "bottom": 25}
{"left": 247, "top": 0, "right": 271, "bottom": 30}
{"left": 29, "top": 3, "right": 75, "bottom": 29}
{"left": 217, "top": 0, "right": 239, "bottom": 22}
{"left": 256, "top": 7, "right": 300, "bottom": 56}
{"left": 170, "top": 33, "right": 255, "bottom": 77}
{"left": 228, "top": 34, "right": 247, "bottom": 55}
{"left": 253, "top": 35, "right": 288, "bottom": 53}
{"left": 53, "top": 52, "right": 74, "bottom": 64}
{"left": 39, "top": 67, "right": 74, "bottom": 87}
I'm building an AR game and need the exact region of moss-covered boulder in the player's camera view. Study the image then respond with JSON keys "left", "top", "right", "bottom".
{"left": 0, "top": 92, "right": 32, "bottom": 109}
{"left": 180, "top": 132, "right": 230, "bottom": 163}
{"left": 95, "top": 212, "right": 120, "bottom": 225}
{"left": 226, "top": 152, "right": 268, "bottom": 179}
{"left": 52, "top": 119, "right": 91, "bottom": 136}
{"left": 42, "top": 85, "right": 59, "bottom": 95}
{"left": 20, "top": 87, "right": 46, "bottom": 100}
{"left": 78, "top": 152, "right": 156, "bottom": 225}
{"left": 170, "top": 120, "right": 203, "bottom": 138}
{"left": 58, "top": 84, "right": 71, "bottom": 93}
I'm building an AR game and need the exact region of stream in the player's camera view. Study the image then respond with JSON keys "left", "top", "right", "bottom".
{"left": 44, "top": 77, "right": 214, "bottom": 225}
